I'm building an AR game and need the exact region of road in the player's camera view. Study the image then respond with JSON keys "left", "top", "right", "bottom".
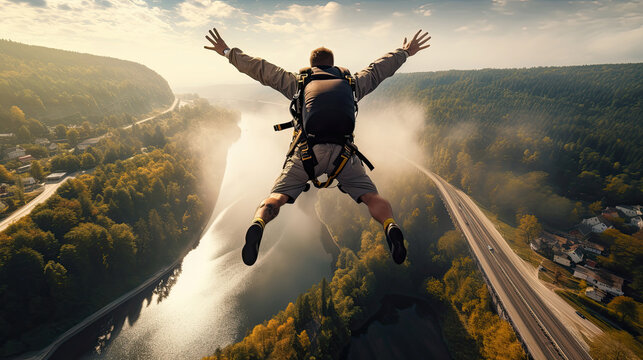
{"left": 122, "top": 97, "right": 179, "bottom": 129}
{"left": 0, "top": 98, "right": 178, "bottom": 233}
{"left": 407, "top": 159, "right": 602, "bottom": 360}
{"left": 0, "top": 176, "right": 75, "bottom": 232}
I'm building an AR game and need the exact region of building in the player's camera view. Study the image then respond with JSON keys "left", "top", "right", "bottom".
{"left": 585, "top": 287, "right": 607, "bottom": 302}
{"left": 629, "top": 216, "right": 643, "bottom": 230}
{"left": 21, "top": 177, "right": 37, "bottom": 191}
{"left": 585, "top": 259, "right": 598, "bottom": 269}
{"left": 3, "top": 146, "right": 26, "bottom": 160}
{"left": 554, "top": 252, "right": 572, "bottom": 267}
{"left": 18, "top": 155, "right": 34, "bottom": 164}
{"left": 601, "top": 207, "right": 619, "bottom": 218}
{"left": 0, "top": 133, "right": 14, "bottom": 143}
{"left": 16, "top": 164, "right": 31, "bottom": 174}
{"left": 573, "top": 265, "right": 624, "bottom": 296}
{"left": 582, "top": 241, "right": 605, "bottom": 255}
{"left": 578, "top": 216, "right": 613, "bottom": 236}
{"left": 34, "top": 138, "right": 51, "bottom": 146}
{"left": 76, "top": 137, "right": 101, "bottom": 152}
{"left": 616, "top": 205, "right": 642, "bottom": 218}
{"left": 567, "top": 245, "right": 584, "bottom": 263}
{"left": 45, "top": 172, "right": 66, "bottom": 182}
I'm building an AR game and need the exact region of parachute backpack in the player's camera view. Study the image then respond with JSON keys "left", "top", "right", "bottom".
{"left": 273, "top": 66, "right": 374, "bottom": 190}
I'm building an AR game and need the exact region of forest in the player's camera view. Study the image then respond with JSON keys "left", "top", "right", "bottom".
{"left": 366, "top": 63, "right": 642, "bottom": 229}
{"left": 0, "top": 100, "right": 240, "bottom": 356}
{"left": 0, "top": 39, "right": 174, "bottom": 127}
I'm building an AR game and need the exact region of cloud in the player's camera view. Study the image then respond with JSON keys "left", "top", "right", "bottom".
{"left": 6, "top": 0, "right": 46, "bottom": 7}
{"left": 175, "top": 0, "right": 244, "bottom": 28}
{"left": 364, "top": 21, "right": 393, "bottom": 37}
{"left": 413, "top": 4, "right": 432, "bottom": 17}
{"left": 454, "top": 20, "right": 495, "bottom": 33}
{"left": 256, "top": 2, "right": 342, "bottom": 33}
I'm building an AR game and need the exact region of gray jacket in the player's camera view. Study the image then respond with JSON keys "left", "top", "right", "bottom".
{"left": 227, "top": 47, "right": 408, "bottom": 101}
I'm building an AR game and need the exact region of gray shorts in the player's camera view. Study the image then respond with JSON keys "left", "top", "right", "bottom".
{"left": 272, "top": 143, "right": 377, "bottom": 203}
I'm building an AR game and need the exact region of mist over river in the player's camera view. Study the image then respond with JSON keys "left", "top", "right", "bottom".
{"left": 79, "top": 107, "right": 334, "bottom": 359}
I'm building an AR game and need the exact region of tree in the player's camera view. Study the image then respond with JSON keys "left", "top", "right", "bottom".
{"left": 589, "top": 201, "right": 603, "bottom": 214}
{"left": 518, "top": 214, "right": 542, "bottom": 245}
{"left": 589, "top": 331, "right": 639, "bottom": 360}
{"left": 607, "top": 296, "right": 638, "bottom": 322}
{"left": 109, "top": 223, "right": 137, "bottom": 274}
{"left": 14, "top": 177, "right": 25, "bottom": 205}
{"left": 54, "top": 124, "right": 67, "bottom": 139}
{"left": 16, "top": 125, "right": 31, "bottom": 143}
{"left": 64, "top": 223, "right": 113, "bottom": 278}
{"left": 80, "top": 153, "right": 97, "bottom": 169}
{"left": 9, "top": 105, "right": 25, "bottom": 128}
{"left": 44, "top": 260, "right": 71, "bottom": 306}
{"left": 30, "top": 160, "right": 44, "bottom": 181}
{"left": 66, "top": 129, "right": 80, "bottom": 147}
{"left": 0, "top": 164, "right": 13, "bottom": 182}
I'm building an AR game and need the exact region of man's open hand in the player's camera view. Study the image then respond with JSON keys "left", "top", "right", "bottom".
{"left": 403, "top": 30, "right": 431, "bottom": 56}
{"left": 204, "top": 27, "right": 229, "bottom": 56}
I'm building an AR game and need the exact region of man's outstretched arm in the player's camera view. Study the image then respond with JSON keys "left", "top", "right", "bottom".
{"left": 354, "top": 30, "right": 431, "bottom": 101}
{"left": 204, "top": 27, "right": 297, "bottom": 99}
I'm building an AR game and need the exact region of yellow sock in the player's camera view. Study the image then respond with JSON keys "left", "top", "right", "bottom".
{"left": 383, "top": 218, "right": 395, "bottom": 230}
{"left": 253, "top": 217, "right": 266, "bottom": 229}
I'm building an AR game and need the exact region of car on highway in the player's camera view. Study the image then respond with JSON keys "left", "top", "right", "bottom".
{"left": 575, "top": 311, "right": 586, "bottom": 319}
{"left": 487, "top": 245, "right": 493, "bottom": 252}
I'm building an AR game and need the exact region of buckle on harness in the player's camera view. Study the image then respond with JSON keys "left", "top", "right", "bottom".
{"left": 344, "top": 75, "right": 354, "bottom": 85}
{"left": 298, "top": 73, "right": 308, "bottom": 83}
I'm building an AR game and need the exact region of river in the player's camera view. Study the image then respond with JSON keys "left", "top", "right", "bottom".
{"left": 70, "top": 107, "right": 334, "bottom": 359}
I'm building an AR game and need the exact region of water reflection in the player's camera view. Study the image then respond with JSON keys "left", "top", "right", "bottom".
{"left": 153, "top": 266, "right": 182, "bottom": 304}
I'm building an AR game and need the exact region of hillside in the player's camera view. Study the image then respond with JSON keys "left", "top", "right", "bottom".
{"left": 0, "top": 39, "right": 174, "bottom": 127}
{"left": 366, "top": 63, "right": 642, "bottom": 227}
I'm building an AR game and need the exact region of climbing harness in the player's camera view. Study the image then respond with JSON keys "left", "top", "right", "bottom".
{"left": 273, "top": 66, "right": 374, "bottom": 190}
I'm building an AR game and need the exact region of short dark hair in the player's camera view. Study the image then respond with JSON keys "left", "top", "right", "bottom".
{"left": 310, "top": 47, "right": 334, "bottom": 67}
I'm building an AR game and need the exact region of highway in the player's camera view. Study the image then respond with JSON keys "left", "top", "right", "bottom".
{"left": 407, "top": 159, "right": 601, "bottom": 360}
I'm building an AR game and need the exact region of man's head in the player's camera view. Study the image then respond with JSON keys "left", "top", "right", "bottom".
{"left": 310, "top": 47, "right": 334, "bottom": 67}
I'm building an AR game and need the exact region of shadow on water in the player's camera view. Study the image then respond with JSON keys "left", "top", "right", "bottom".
{"left": 49, "top": 266, "right": 182, "bottom": 360}
{"left": 342, "top": 294, "right": 452, "bottom": 360}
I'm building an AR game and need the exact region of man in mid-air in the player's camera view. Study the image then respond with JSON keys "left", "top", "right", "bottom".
{"left": 204, "top": 28, "right": 431, "bottom": 266}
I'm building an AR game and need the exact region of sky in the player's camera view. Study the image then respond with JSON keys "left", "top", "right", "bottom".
{"left": 1, "top": 0, "right": 642, "bottom": 90}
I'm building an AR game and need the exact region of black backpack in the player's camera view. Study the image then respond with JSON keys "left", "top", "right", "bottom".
{"left": 300, "top": 66, "right": 356, "bottom": 144}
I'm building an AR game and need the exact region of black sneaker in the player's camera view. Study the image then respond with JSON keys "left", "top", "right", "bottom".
{"left": 385, "top": 223, "right": 406, "bottom": 264}
{"left": 242, "top": 222, "right": 264, "bottom": 266}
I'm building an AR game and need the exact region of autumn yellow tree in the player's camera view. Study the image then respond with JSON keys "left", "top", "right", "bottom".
{"left": 518, "top": 214, "right": 542, "bottom": 245}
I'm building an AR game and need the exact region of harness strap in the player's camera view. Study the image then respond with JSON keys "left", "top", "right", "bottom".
{"left": 349, "top": 144, "right": 374, "bottom": 171}
{"left": 274, "top": 121, "right": 294, "bottom": 132}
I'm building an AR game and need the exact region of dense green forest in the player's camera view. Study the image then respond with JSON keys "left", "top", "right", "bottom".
{"left": 367, "top": 63, "right": 642, "bottom": 228}
{"left": 0, "top": 39, "right": 174, "bottom": 127}
{"left": 204, "top": 172, "right": 526, "bottom": 360}
{"left": 0, "top": 100, "right": 239, "bottom": 356}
